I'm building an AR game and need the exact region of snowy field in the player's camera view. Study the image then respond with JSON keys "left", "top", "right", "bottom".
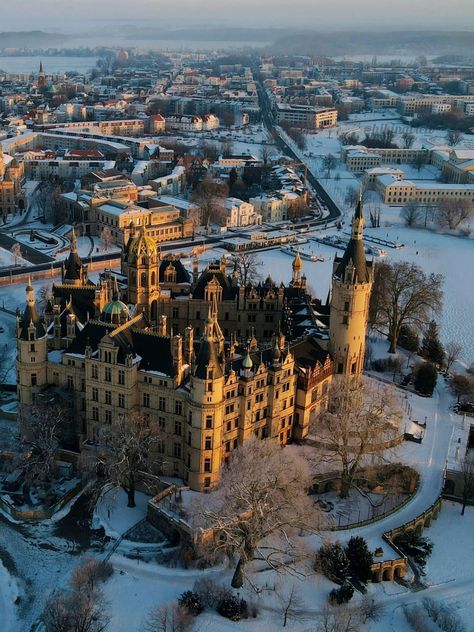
{"left": 0, "top": 246, "right": 31, "bottom": 269}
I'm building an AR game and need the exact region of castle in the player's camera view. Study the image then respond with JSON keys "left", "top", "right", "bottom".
{"left": 16, "top": 199, "right": 374, "bottom": 491}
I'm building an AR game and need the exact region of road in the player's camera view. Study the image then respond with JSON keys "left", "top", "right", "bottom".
{"left": 256, "top": 79, "right": 342, "bottom": 225}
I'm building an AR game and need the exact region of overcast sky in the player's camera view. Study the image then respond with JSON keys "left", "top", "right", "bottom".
{"left": 2, "top": 0, "right": 474, "bottom": 31}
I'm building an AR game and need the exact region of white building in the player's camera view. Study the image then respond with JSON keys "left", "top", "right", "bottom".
{"left": 225, "top": 197, "right": 262, "bottom": 228}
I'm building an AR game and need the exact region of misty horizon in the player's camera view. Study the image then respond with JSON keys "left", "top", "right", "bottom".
{"left": 1, "top": 0, "right": 474, "bottom": 32}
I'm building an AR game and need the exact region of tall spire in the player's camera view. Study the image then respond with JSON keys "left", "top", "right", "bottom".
{"left": 70, "top": 227, "right": 78, "bottom": 253}
{"left": 39, "top": 60, "right": 44, "bottom": 74}
{"left": 351, "top": 191, "right": 364, "bottom": 240}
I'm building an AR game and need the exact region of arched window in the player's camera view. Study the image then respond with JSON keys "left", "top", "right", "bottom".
{"left": 151, "top": 271, "right": 156, "bottom": 286}
{"left": 141, "top": 272, "right": 147, "bottom": 287}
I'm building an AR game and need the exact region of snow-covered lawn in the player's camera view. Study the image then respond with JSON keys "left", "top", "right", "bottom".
{"left": 0, "top": 246, "right": 31, "bottom": 269}
{"left": 93, "top": 487, "right": 151, "bottom": 539}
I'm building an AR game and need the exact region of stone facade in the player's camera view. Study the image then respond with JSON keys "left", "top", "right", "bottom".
{"left": 16, "top": 202, "right": 373, "bottom": 492}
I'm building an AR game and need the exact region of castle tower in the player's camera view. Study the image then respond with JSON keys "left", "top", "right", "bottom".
{"left": 126, "top": 227, "right": 160, "bottom": 322}
{"left": 329, "top": 196, "right": 374, "bottom": 376}
{"left": 16, "top": 281, "right": 48, "bottom": 406}
{"left": 187, "top": 306, "right": 225, "bottom": 490}
{"left": 62, "top": 228, "right": 88, "bottom": 286}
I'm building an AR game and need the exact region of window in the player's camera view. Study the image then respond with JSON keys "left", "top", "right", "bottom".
{"left": 91, "top": 387, "right": 98, "bottom": 402}
{"left": 172, "top": 307, "right": 179, "bottom": 319}
{"left": 30, "top": 343, "right": 35, "bottom": 352}
{"left": 174, "top": 420, "right": 182, "bottom": 436}
{"left": 158, "top": 397, "right": 166, "bottom": 411}
{"left": 105, "top": 390, "right": 112, "bottom": 405}
{"left": 67, "top": 375, "right": 74, "bottom": 390}
{"left": 91, "top": 364, "right": 98, "bottom": 379}
{"left": 157, "top": 440, "right": 165, "bottom": 454}
{"left": 159, "top": 416, "right": 166, "bottom": 430}
{"left": 226, "top": 421, "right": 231, "bottom": 432}
{"left": 31, "top": 374, "right": 37, "bottom": 386}
{"left": 118, "top": 394, "right": 125, "bottom": 408}
{"left": 205, "top": 415, "right": 213, "bottom": 429}
{"left": 204, "top": 477, "right": 211, "bottom": 488}
{"left": 143, "top": 393, "right": 150, "bottom": 407}
{"left": 105, "top": 367, "right": 112, "bottom": 382}
{"left": 105, "top": 410, "right": 112, "bottom": 424}
{"left": 225, "top": 441, "right": 230, "bottom": 453}
{"left": 175, "top": 401, "right": 182, "bottom": 415}
{"left": 92, "top": 407, "right": 99, "bottom": 421}
{"left": 204, "top": 458, "right": 212, "bottom": 473}
{"left": 205, "top": 436, "right": 212, "bottom": 450}
{"left": 173, "top": 443, "right": 181, "bottom": 458}
{"left": 118, "top": 370, "right": 125, "bottom": 385}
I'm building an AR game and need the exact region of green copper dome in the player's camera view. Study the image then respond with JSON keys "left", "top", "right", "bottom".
{"left": 101, "top": 298, "right": 130, "bottom": 324}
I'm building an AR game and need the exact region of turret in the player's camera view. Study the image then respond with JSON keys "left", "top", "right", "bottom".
{"left": 16, "top": 281, "right": 48, "bottom": 406}
{"left": 63, "top": 228, "right": 88, "bottom": 286}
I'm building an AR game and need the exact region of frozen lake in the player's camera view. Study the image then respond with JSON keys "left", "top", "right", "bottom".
{"left": 256, "top": 226, "right": 474, "bottom": 367}
{"left": 0, "top": 56, "right": 99, "bottom": 74}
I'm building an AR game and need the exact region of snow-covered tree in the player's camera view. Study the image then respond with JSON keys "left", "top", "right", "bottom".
{"left": 369, "top": 261, "right": 443, "bottom": 354}
{"left": 85, "top": 412, "right": 161, "bottom": 508}
{"left": 316, "top": 376, "right": 403, "bottom": 498}
{"left": 195, "top": 436, "right": 321, "bottom": 589}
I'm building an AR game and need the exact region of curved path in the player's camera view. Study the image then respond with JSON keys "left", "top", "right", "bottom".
{"left": 325, "top": 382, "right": 455, "bottom": 557}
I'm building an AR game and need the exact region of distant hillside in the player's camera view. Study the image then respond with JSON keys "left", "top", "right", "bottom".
{"left": 0, "top": 31, "right": 65, "bottom": 49}
{"left": 268, "top": 30, "right": 474, "bottom": 58}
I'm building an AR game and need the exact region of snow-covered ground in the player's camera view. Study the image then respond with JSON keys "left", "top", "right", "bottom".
{"left": 0, "top": 246, "right": 31, "bottom": 269}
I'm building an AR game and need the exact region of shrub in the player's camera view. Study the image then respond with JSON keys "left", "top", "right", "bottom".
{"left": 398, "top": 325, "right": 420, "bottom": 353}
{"left": 414, "top": 362, "right": 438, "bottom": 396}
{"left": 328, "top": 582, "right": 354, "bottom": 605}
{"left": 178, "top": 590, "right": 204, "bottom": 616}
{"left": 345, "top": 537, "right": 373, "bottom": 584}
{"left": 69, "top": 557, "right": 113, "bottom": 592}
{"left": 217, "top": 594, "right": 248, "bottom": 621}
{"left": 393, "top": 531, "right": 433, "bottom": 569}
{"left": 315, "top": 542, "right": 350, "bottom": 584}
{"left": 371, "top": 356, "right": 403, "bottom": 374}
{"left": 193, "top": 577, "right": 229, "bottom": 610}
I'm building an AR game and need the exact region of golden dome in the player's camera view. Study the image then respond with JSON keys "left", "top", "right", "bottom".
{"left": 292, "top": 250, "right": 302, "bottom": 270}
{"left": 128, "top": 232, "right": 157, "bottom": 263}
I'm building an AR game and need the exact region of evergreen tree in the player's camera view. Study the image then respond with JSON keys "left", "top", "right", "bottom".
{"left": 397, "top": 325, "right": 419, "bottom": 353}
{"left": 414, "top": 362, "right": 438, "bottom": 396}
{"left": 315, "top": 542, "right": 350, "bottom": 585}
{"left": 345, "top": 536, "right": 374, "bottom": 583}
{"left": 228, "top": 168, "right": 238, "bottom": 192}
{"left": 420, "top": 321, "right": 445, "bottom": 367}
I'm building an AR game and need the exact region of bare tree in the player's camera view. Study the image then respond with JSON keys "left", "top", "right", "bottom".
{"left": 143, "top": 602, "right": 193, "bottom": 632}
{"left": 194, "top": 437, "right": 321, "bottom": 589}
{"left": 10, "top": 242, "right": 22, "bottom": 266}
{"left": 401, "top": 200, "right": 422, "bottom": 227}
{"left": 232, "top": 251, "right": 262, "bottom": 287}
{"left": 318, "top": 604, "right": 362, "bottom": 632}
{"left": 322, "top": 154, "right": 337, "bottom": 179}
{"left": 446, "top": 129, "right": 463, "bottom": 147}
{"left": 460, "top": 455, "right": 474, "bottom": 517}
{"left": 42, "top": 588, "right": 110, "bottom": 632}
{"left": 369, "top": 261, "right": 443, "bottom": 354}
{"left": 444, "top": 341, "right": 463, "bottom": 375}
{"left": 69, "top": 558, "right": 114, "bottom": 593}
{"left": 191, "top": 173, "right": 228, "bottom": 225}
{"left": 413, "top": 153, "right": 426, "bottom": 172}
{"left": 100, "top": 226, "right": 114, "bottom": 252}
{"left": 360, "top": 596, "right": 385, "bottom": 624}
{"left": 38, "top": 283, "right": 54, "bottom": 311}
{"left": 276, "top": 584, "right": 308, "bottom": 627}
{"left": 436, "top": 198, "right": 473, "bottom": 230}
{"left": 260, "top": 144, "right": 272, "bottom": 165}
{"left": 401, "top": 132, "right": 415, "bottom": 149}
{"left": 17, "top": 403, "right": 72, "bottom": 483}
{"left": 87, "top": 412, "right": 161, "bottom": 508}
{"left": 450, "top": 374, "right": 474, "bottom": 403}
{"left": 317, "top": 376, "right": 403, "bottom": 498}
